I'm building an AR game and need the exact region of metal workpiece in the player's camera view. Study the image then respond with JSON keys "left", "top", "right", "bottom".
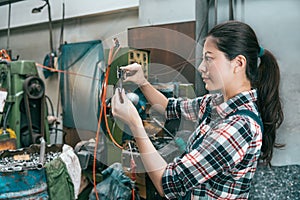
{"left": 0, "top": 151, "right": 60, "bottom": 172}
{"left": 39, "top": 137, "right": 46, "bottom": 165}
{"left": 0, "top": 144, "right": 62, "bottom": 173}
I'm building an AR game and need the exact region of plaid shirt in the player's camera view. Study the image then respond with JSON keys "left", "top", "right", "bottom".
{"left": 162, "top": 89, "right": 263, "bottom": 199}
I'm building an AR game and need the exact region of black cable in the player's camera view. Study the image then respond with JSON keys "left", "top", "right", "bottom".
{"left": 50, "top": 127, "right": 67, "bottom": 143}
{"left": 45, "top": 95, "right": 55, "bottom": 116}
{"left": 3, "top": 103, "right": 12, "bottom": 131}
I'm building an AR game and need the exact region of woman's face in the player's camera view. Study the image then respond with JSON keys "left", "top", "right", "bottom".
{"left": 198, "top": 36, "right": 233, "bottom": 92}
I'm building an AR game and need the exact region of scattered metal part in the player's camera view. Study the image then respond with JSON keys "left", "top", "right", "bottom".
{"left": 39, "top": 137, "right": 46, "bottom": 165}
{"left": 0, "top": 151, "right": 61, "bottom": 172}
{"left": 117, "top": 67, "right": 124, "bottom": 103}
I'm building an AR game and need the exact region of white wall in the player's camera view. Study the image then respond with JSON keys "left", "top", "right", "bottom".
{"left": 243, "top": 0, "right": 300, "bottom": 166}
{"left": 139, "top": 0, "right": 195, "bottom": 26}
{"left": 0, "top": 0, "right": 139, "bottom": 30}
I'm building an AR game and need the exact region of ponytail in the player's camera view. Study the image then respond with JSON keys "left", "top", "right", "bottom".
{"left": 207, "top": 21, "right": 284, "bottom": 165}
{"left": 256, "top": 49, "right": 284, "bottom": 165}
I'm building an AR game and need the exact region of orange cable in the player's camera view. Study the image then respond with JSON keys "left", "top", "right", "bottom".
{"left": 102, "top": 66, "right": 123, "bottom": 150}
{"left": 93, "top": 100, "right": 103, "bottom": 200}
{"left": 131, "top": 158, "right": 136, "bottom": 200}
{"left": 0, "top": 49, "right": 11, "bottom": 61}
{"left": 92, "top": 67, "right": 108, "bottom": 200}
{"left": 92, "top": 60, "right": 111, "bottom": 200}
{"left": 132, "top": 189, "right": 135, "bottom": 200}
{"left": 92, "top": 62, "right": 123, "bottom": 199}
{"left": 35, "top": 63, "right": 100, "bottom": 81}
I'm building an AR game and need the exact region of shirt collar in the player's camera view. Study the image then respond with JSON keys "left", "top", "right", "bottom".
{"left": 211, "top": 89, "right": 258, "bottom": 119}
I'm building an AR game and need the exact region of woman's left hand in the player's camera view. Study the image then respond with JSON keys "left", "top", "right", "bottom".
{"left": 111, "top": 88, "right": 143, "bottom": 128}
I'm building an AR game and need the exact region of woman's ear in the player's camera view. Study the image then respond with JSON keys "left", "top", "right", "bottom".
{"left": 232, "top": 55, "right": 247, "bottom": 74}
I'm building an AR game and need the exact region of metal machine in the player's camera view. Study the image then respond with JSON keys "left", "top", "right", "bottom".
{"left": 0, "top": 59, "right": 50, "bottom": 150}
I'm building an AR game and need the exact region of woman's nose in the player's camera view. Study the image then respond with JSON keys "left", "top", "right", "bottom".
{"left": 198, "top": 60, "right": 207, "bottom": 73}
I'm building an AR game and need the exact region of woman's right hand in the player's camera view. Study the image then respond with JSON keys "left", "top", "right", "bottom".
{"left": 111, "top": 88, "right": 143, "bottom": 130}
{"left": 120, "top": 63, "right": 148, "bottom": 86}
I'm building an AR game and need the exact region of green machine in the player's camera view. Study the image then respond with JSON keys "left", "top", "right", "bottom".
{"left": 0, "top": 60, "right": 50, "bottom": 149}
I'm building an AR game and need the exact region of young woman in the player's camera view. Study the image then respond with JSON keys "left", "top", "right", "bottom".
{"left": 111, "top": 21, "right": 283, "bottom": 199}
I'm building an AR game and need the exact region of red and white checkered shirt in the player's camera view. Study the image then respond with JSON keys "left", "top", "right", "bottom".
{"left": 162, "top": 89, "right": 263, "bottom": 199}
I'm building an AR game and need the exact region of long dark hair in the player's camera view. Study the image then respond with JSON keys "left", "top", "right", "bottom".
{"left": 207, "top": 21, "right": 284, "bottom": 165}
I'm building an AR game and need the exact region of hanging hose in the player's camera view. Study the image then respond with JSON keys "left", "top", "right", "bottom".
{"left": 102, "top": 66, "right": 123, "bottom": 150}
{"left": 93, "top": 42, "right": 122, "bottom": 200}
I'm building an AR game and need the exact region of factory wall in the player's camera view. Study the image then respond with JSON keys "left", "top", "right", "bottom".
{"left": 138, "top": 0, "right": 195, "bottom": 26}
{"left": 242, "top": 0, "right": 300, "bottom": 166}
{"left": 214, "top": 0, "right": 300, "bottom": 166}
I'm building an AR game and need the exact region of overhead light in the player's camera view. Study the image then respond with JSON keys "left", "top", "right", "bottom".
{"left": 30, "top": 0, "right": 55, "bottom": 66}
{"left": 31, "top": 1, "right": 48, "bottom": 13}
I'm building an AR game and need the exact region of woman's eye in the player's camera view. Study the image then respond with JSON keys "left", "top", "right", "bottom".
{"left": 204, "top": 56, "right": 213, "bottom": 62}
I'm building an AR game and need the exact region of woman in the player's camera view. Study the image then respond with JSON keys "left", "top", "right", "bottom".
{"left": 111, "top": 21, "right": 283, "bottom": 199}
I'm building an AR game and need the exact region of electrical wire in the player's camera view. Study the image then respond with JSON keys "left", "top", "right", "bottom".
{"left": 103, "top": 45, "right": 123, "bottom": 149}
{"left": 36, "top": 63, "right": 100, "bottom": 81}
{"left": 92, "top": 44, "right": 123, "bottom": 200}
{"left": 92, "top": 62, "right": 109, "bottom": 200}
{"left": 102, "top": 65, "right": 123, "bottom": 149}
{"left": 128, "top": 142, "right": 136, "bottom": 200}
{"left": 93, "top": 93, "right": 104, "bottom": 200}
{"left": 45, "top": 95, "right": 54, "bottom": 116}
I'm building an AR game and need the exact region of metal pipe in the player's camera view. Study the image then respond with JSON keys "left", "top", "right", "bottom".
{"left": 31, "top": 0, "right": 54, "bottom": 59}
{"left": 152, "top": 118, "right": 175, "bottom": 138}
{"left": 241, "top": 0, "right": 245, "bottom": 22}
{"left": 195, "top": 0, "right": 209, "bottom": 96}
{"left": 229, "top": 0, "right": 234, "bottom": 20}
{"left": 59, "top": 2, "right": 65, "bottom": 48}
{"left": 39, "top": 137, "right": 46, "bottom": 165}
{"left": 46, "top": 0, "right": 54, "bottom": 54}
{"left": 214, "top": 0, "right": 218, "bottom": 25}
{"left": 7, "top": 3, "right": 11, "bottom": 50}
